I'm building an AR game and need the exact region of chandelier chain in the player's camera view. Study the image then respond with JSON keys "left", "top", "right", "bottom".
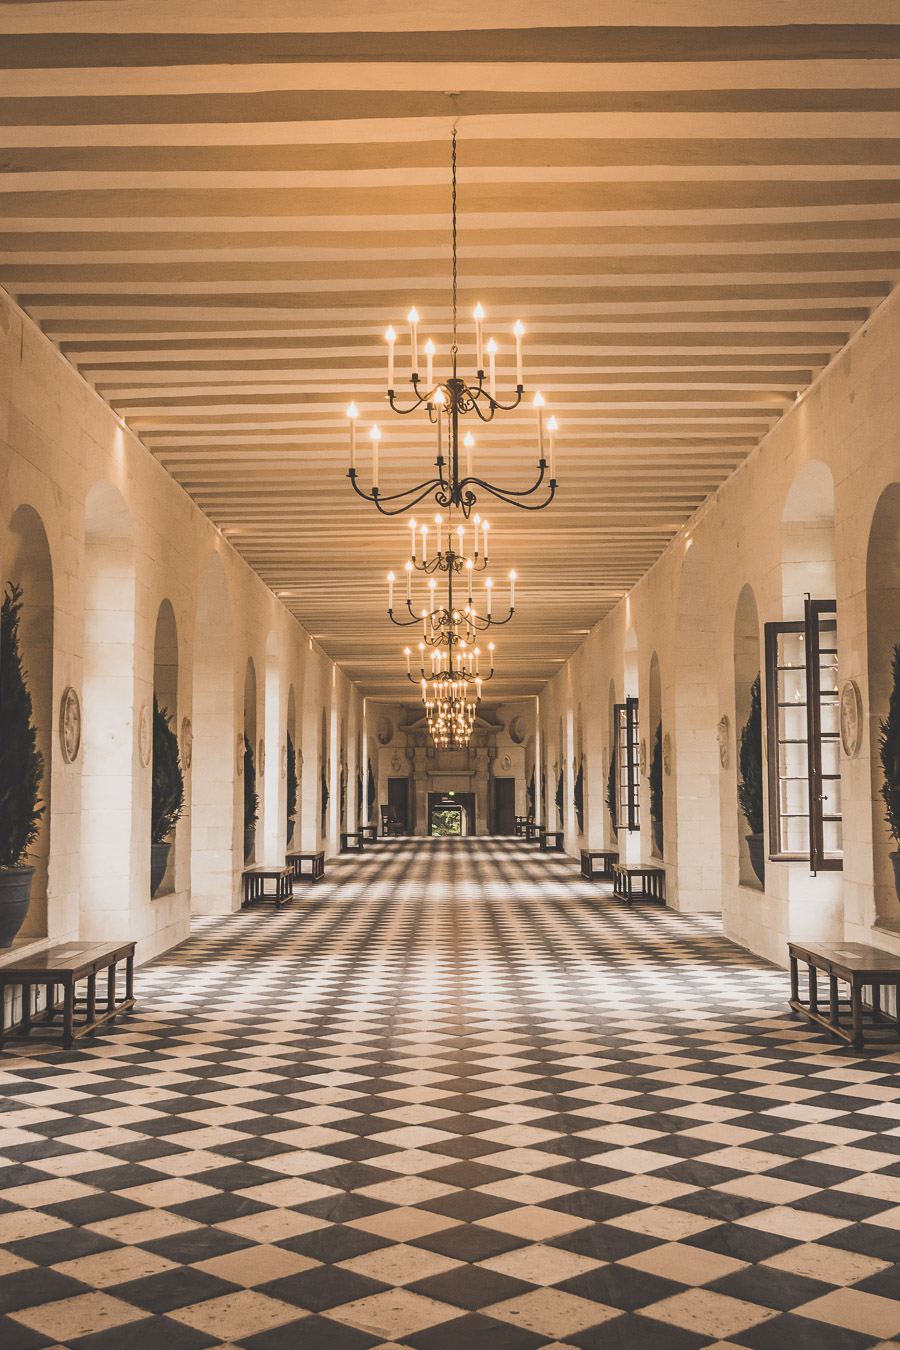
{"left": 451, "top": 129, "right": 458, "bottom": 363}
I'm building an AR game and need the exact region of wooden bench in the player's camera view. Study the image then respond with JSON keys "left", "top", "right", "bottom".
{"left": 612, "top": 862, "right": 665, "bottom": 904}
{"left": 0, "top": 941, "right": 135, "bottom": 1051}
{"left": 360, "top": 825, "right": 377, "bottom": 842}
{"left": 340, "top": 831, "right": 365, "bottom": 853}
{"left": 524, "top": 820, "right": 541, "bottom": 842}
{"left": 286, "top": 849, "right": 324, "bottom": 883}
{"left": 581, "top": 848, "right": 619, "bottom": 880}
{"left": 515, "top": 815, "right": 532, "bottom": 837}
{"left": 539, "top": 830, "right": 564, "bottom": 852}
{"left": 242, "top": 864, "right": 293, "bottom": 907}
{"left": 789, "top": 941, "right": 900, "bottom": 1051}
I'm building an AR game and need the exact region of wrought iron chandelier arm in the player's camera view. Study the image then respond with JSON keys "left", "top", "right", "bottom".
{"left": 468, "top": 385, "right": 524, "bottom": 419}
{"left": 461, "top": 472, "right": 556, "bottom": 509}
{"left": 348, "top": 471, "right": 445, "bottom": 517}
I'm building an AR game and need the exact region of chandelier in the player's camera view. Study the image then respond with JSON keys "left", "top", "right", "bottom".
{"left": 345, "top": 131, "right": 558, "bottom": 519}
{"left": 428, "top": 695, "right": 476, "bottom": 749}
{"left": 412, "top": 649, "right": 483, "bottom": 750}
{"left": 386, "top": 510, "right": 515, "bottom": 642}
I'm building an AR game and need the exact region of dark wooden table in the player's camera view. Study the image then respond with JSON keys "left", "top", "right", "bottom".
{"left": 286, "top": 850, "right": 324, "bottom": 883}
{"left": 340, "top": 831, "right": 365, "bottom": 853}
{"left": 0, "top": 941, "right": 135, "bottom": 1050}
{"left": 360, "top": 825, "right": 377, "bottom": 841}
{"left": 524, "top": 820, "right": 541, "bottom": 842}
{"left": 789, "top": 940, "right": 900, "bottom": 1051}
{"left": 581, "top": 848, "right": 619, "bottom": 879}
{"left": 539, "top": 830, "right": 564, "bottom": 852}
{"left": 612, "top": 862, "right": 665, "bottom": 904}
{"left": 242, "top": 864, "right": 293, "bottom": 907}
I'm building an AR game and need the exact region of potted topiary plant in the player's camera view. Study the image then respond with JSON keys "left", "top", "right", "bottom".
{"left": 878, "top": 643, "right": 900, "bottom": 901}
{"left": 286, "top": 729, "right": 297, "bottom": 844}
{"left": 606, "top": 748, "right": 618, "bottom": 838}
{"left": 527, "top": 767, "right": 535, "bottom": 821}
{"left": 367, "top": 757, "right": 376, "bottom": 824}
{"left": 649, "top": 722, "right": 664, "bottom": 857}
{"left": 0, "top": 584, "right": 45, "bottom": 947}
{"left": 321, "top": 764, "right": 329, "bottom": 834}
{"left": 555, "top": 767, "right": 564, "bottom": 827}
{"left": 573, "top": 760, "right": 584, "bottom": 834}
{"left": 151, "top": 695, "right": 184, "bottom": 896}
{"left": 738, "top": 674, "right": 765, "bottom": 885}
{"left": 243, "top": 732, "right": 258, "bottom": 862}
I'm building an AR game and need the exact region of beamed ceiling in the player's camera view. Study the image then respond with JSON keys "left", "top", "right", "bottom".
{"left": 2, "top": 3, "right": 900, "bottom": 701}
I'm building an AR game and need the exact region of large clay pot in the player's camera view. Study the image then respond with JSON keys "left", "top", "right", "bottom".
{"left": 746, "top": 833, "right": 766, "bottom": 887}
{"left": 244, "top": 826, "right": 256, "bottom": 864}
{"left": 150, "top": 841, "right": 171, "bottom": 898}
{"left": 651, "top": 819, "right": 664, "bottom": 858}
{"left": 891, "top": 851, "right": 900, "bottom": 902}
{"left": 0, "top": 867, "right": 34, "bottom": 948}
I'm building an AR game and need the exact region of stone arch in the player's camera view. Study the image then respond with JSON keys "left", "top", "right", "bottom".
{"left": 263, "top": 630, "right": 281, "bottom": 864}
{"left": 734, "top": 583, "right": 763, "bottom": 888}
{"left": 81, "top": 482, "right": 137, "bottom": 938}
{"left": 674, "top": 545, "right": 722, "bottom": 910}
{"left": 866, "top": 482, "right": 900, "bottom": 926}
{"left": 243, "top": 657, "right": 258, "bottom": 862}
{"left": 782, "top": 459, "right": 836, "bottom": 620}
{"left": 287, "top": 682, "right": 298, "bottom": 845}
{"left": 190, "top": 553, "right": 236, "bottom": 913}
{"left": 649, "top": 651, "right": 663, "bottom": 859}
{"left": 153, "top": 598, "right": 180, "bottom": 896}
{"left": 6, "top": 504, "right": 54, "bottom": 940}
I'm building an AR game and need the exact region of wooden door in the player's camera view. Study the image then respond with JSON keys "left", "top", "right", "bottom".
{"left": 387, "top": 777, "right": 410, "bottom": 832}
{"left": 493, "top": 778, "right": 516, "bottom": 835}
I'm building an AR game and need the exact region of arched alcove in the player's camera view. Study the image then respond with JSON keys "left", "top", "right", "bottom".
{"left": 782, "top": 459, "right": 836, "bottom": 621}
{"left": 649, "top": 652, "right": 663, "bottom": 859}
{"left": 340, "top": 716, "right": 347, "bottom": 829}
{"left": 575, "top": 701, "right": 584, "bottom": 838}
{"left": 734, "top": 583, "right": 763, "bottom": 888}
{"left": 6, "top": 505, "right": 54, "bottom": 940}
{"left": 286, "top": 683, "right": 298, "bottom": 845}
{"left": 153, "top": 599, "right": 179, "bottom": 896}
{"left": 607, "top": 678, "right": 618, "bottom": 848}
{"left": 81, "top": 483, "right": 136, "bottom": 936}
{"left": 674, "top": 547, "right": 722, "bottom": 910}
{"left": 243, "top": 658, "right": 258, "bottom": 862}
{"left": 621, "top": 631, "right": 640, "bottom": 861}
{"left": 263, "top": 630, "right": 281, "bottom": 864}
{"left": 866, "top": 482, "right": 900, "bottom": 926}
{"left": 190, "top": 554, "right": 235, "bottom": 914}
{"left": 320, "top": 706, "right": 329, "bottom": 844}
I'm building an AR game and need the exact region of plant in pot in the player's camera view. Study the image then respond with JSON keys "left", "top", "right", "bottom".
{"left": 526, "top": 767, "right": 535, "bottom": 821}
{"left": 321, "top": 764, "right": 329, "bottom": 835}
{"left": 573, "top": 760, "right": 584, "bottom": 835}
{"left": 606, "top": 748, "right": 618, "bottom": 839}
{"left": 367, "top": 757, "right": 376, "bottom": 823}
{"left": 286, "top": 729, "right": 297, "bottom": 844}
{"left": 738, "top": 674, "right": 765, "bottom": 885}
{"left": 0, "top": 584, "right": 45, "bottom": 947}
{"left": 555, "top": 767, "right": 564, "bottom": 827}
{"left": 151, "top": 695, "right": 184, "bottom": 896}
{"left": 243, "top": 733, "right": 258, "bottom": 862}
{"left": 649, "top": 721, "right": 664, "bottom": 858}
{"left": 878, "top": 643, "right": 900, "bottom": 901}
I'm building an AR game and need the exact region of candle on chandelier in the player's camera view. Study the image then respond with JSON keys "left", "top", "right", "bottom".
{"left": 370, "top": 424, "right": 381, "bottom": 488}
{"left": 434, "top": 513, "right": 442, "bottom": 555}
{"left": 482, "top": 519, "right": 490, "bottom": 560}
{"left": 405, "top": 559, "right": 412, "bottom": 600}
{"left": 434, "top": 387, "right": 445, "bottom": 455}
{"left": 346, "top": 402, "right": 358, "bottom": 470}
{"left": 486, "top": 576, "right": 493, "bottom": 616}
{"left": 421, "top": 523, "right": 429, "bottom": 565}
{"left": 534, "top": 391, "right": 545, "bottom": 459}
{"left": 466, "top": 556, "right": 474, "bottom": 602}
{"left": 409, "top": 517, "right": 417, "bottom": 562}
{"left": 404, "top": 646, "right": 410, "bottom": 673}
{"left": 408, "top": 308, "right": 419, "bottom": 376}
{"left": 421, "top": 608, "right": 428, "bottom": 639}
{"left": 514, "top": 320, "right": 525, "bottom": 387}
{"left": 487, "top": 338, "right": 497, "bottom": 399}
{"left": 464, "top": 431, "right": 474, "bottom": 479}
{"left": 456, "top": 524, "right": 465, "bottom": 558}
{"left": 387, "top": 571, "right": 395, "bottom": 610}
{"left": 385, "top": 326, "right": 396, "bottom": 390}
{"left": 489, "top": 641, "right": 495, "bottom": 670}
{"left": 474, "top": 303, "right": 485, "bottom": 371}
{"left": 547, "top": 415, "right": 557, "bottom": 480}
{"left": 425, "top": 338, "right": 434, "bottom": 391}
{"left": 473, "top": 514, "right": 481, "bottom": 556}
{"left": 474, "top": 646, "right": 480, "bottom": 673}
{"left": 509, "top": 569, "right": 516, "bottom": 609}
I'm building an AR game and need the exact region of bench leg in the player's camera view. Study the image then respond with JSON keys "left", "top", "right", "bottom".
{"left": 808, "top": 965, "right": 818, "bottom": 1018}
{"left": 871, "top": 983, "right": 881, "bottom": 1024}
{"left": 851, "top": 984, "right": 864, "bottom": 1051}
{"left": 829, "top": 975, "right": 840, "bottom": 1034}
{"left": 107, "top": 963, "right": 117, "bottom": 1021}
{"left": 789, "top": 955, "right": 799, "bottom": 1005}
{"left": 126, "top": 954, "right": 134, "bottom": 1007}
{"left": 21, "top": 982, "right": 32, "bottom": 1035}
{"left": 0, "top": 979, "right": 6, "bottom": 1049}
{"left": 63, "top": 983, "right": 75, "bottom": 1050}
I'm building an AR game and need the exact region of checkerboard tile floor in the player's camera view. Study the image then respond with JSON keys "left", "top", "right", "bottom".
{"left": 2, "top": 838, "right": 900, "bottom": 1349}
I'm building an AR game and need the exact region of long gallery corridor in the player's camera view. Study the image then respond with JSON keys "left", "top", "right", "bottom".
{"left": 1, "top": 840, "right": 900, "bottom": 1350}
